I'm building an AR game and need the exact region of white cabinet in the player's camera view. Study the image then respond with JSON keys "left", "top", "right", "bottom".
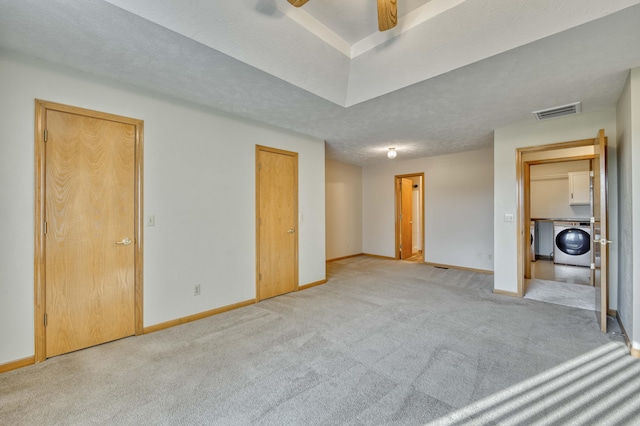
{"left": 568, "top": 171, "right": 590, "bottom": 205}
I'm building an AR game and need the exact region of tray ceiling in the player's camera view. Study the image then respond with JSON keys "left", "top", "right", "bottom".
{"left": 1, "top": 0, "right": 640, "bottom": 165}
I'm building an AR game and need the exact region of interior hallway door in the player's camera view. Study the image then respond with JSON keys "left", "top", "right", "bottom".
{"left": 395, "top": 174, "right": 424, "bottom": 261}
{"left": 37, "top": 101, "right": 143, "bottom": 358}
{"left": 256, "top": 146, "right": 298, "bottom": 300}
{"left": 400, "top": 178, "right": 413, "bottom": 259}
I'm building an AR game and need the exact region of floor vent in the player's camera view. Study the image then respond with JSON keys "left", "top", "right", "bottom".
{"left": 532, "top": 102, "right": 581, "bottom": 121}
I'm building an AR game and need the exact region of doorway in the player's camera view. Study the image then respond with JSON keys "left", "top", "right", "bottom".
{"left": 394, "top": 173, "right": 424, "bottom": 262}
{"left": 255, "top": 145, "right": 298, "bottom": 301}
{"left": 527, "top": 159, "right": 594, "bottom": 310}
{"left": 517, "top": 130, "right": 610, "bottom": 332}
{"left": 34, "top": 100, "right": 144, "bottom": 361}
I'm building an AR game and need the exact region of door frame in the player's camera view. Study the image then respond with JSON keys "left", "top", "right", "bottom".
{"left": 394, "top": 173, "right": 425, "bottom": 260}
{"left": 34, "top": 100, "right": 144, "bottom": 362}
{"left": 516, "top": 137, "right": 599, "bottom": 297}
{"left": 255, "top": 145, "right": 299, "bottom": 301}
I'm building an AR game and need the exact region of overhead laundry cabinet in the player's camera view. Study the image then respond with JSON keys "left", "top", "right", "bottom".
{"left": 568, "top": 171, "right": 590, "bottom": 206}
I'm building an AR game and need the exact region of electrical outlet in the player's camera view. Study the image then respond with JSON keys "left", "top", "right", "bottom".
{"left": 146, "top": 215, "right": 155, "bottom": 226}
{"left": 194, "top": 284, "right": 201, "bottom": 296}
{"left": 488, "top": 254, "right": 492, "bottom": 260}
{"left": 476, "top": 252, "right": 482, "bottom": 260}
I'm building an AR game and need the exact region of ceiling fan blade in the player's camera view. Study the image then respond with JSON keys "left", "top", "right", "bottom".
{"left": 377, "top": 0, "right": 398, "bottom": 31}
{"left": 288, "top": 0, "right": 310, "bottom": 6}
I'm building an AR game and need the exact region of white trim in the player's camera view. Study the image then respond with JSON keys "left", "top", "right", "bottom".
{"left": 351, "top": 0, "right": 466, "bottom": 58}
{"left": 281, "top": 4, "right": 351, "bottom": 57}
{"left": 282, "top": 0, "right": 466, "bottom": 59}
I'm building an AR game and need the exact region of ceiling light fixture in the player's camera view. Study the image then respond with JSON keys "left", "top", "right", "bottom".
{"left": 387, "top": 147, "right": 397, "bottom": 159}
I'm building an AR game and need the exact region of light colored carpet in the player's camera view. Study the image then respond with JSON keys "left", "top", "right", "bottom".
{"left": 0, "top": 256, "right": 635, "bottom": 425}
{"left": 428, "top": 341, "right": 640, "bottom": 426}
{"left": 525, "top": 278, "right": 596, "bottom": 311}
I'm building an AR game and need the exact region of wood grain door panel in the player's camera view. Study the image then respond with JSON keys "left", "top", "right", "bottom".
{"left": 592, "top": 129, "right": 608, "bottom": 333}
{"left": 45, "top": 110, "right": 136, "bottom": 357}
{"left": 257, "top": 147, "right": 298, "bottom": 301}
{"left": 400, "top": 177, "right": 413, "bottom": 259}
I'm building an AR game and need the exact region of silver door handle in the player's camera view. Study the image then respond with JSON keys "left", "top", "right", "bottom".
{"left": 287, "top": 229, "right": 295, "bottom": 234}
{"left": 594, "top": 238, "right": 612, "bottom": 245}
{"left": 116, "top": 238, "right": 132, "bottom": 246}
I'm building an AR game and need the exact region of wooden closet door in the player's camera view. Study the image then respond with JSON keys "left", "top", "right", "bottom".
{"left": 45, "top": 109, "right": 136, "bottom": 357}
{"left": 256, "top": 146, "right": 298, "bottom": 301}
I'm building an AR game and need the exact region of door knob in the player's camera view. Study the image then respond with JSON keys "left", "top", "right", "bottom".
{"left": 287, "top": 229, "right": 296, "bottom": 234}
{"left": 116, "top": 238, "right": 132, "bottom": 246}
{"left": 594, "top": 238, "right": 612, "bottom": 245}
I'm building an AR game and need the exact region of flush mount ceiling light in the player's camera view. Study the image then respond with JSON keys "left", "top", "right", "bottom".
{"left": 387, "top": 147, "right": 397, "bottom": 159}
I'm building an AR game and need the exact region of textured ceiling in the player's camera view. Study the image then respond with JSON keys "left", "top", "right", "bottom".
{"left": 1, "top": 0, "right": 640, "bottom": 166}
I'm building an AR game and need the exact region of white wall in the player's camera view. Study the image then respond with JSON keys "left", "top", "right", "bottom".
{"left": 494, "top": 109, "right": 618, "bottom": 308}
{"left": 325, "top": 160, "right": 362, "bottom": 260}
{"left": 616, "top": 71, "right": 634, "bottom": 346}
{"left": 530, "top": 160, "right": 591, "bottom": 220}
{"left": 362, "top": 148, "right": 494, "bottom": 271}
{"left": 632, "top": 68, "right": 640, "bottom": 351}
{"left": 616, "top": 68, "right": 640, "bottom": 351}
{"left": 0, "top": 49, "right": 326, "bottom": 365}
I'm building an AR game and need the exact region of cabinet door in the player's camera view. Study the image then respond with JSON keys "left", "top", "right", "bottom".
{"left": 569, "top": 171, "right": 590, "bottom": 205}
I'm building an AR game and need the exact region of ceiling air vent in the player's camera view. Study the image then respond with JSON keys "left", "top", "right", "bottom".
{"left": 532, "top": 102, "right": 582, "bottom": 121}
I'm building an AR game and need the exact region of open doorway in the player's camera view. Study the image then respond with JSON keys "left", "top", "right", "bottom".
{"left": 527, "top": 159, "right": 594, "bottom": 310}
{"left": 517, "top": 131, "right": 610, "bottom": 333}
{"left": 394, "top": 173, "right": 424, "bottom": 262}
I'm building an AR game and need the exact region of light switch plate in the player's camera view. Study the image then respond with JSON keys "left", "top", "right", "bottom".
{"left": 504, "top": 213, "right": 515, "bottom": 223}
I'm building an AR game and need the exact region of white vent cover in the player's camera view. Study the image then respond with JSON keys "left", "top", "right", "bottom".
{"left": 532, "top": 102, "right": 582, "bottom": 120}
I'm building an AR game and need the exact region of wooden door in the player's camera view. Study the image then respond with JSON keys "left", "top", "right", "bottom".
{"left": 36, "top": 101, "right": 143, "bottom": 359}
{"left": 523, "top": 163, "right": 532, "bottom": 279}
{"left": 400, "top": 178, "right": 413, "bottom": 259}
{"left": 592, "top": 129, "right": 609, "bottom": 333}
{"left": 256, "top": 146, "right": 298, "bottom": 301}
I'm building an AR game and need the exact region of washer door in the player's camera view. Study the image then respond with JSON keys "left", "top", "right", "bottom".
{"left": 555, "top": 228, "right": 590, "bottom": 256}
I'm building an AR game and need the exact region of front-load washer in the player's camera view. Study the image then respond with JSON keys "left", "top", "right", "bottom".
{"left": 553, "top": 221, "right": 591, "bottom": 267}
{"left": 530, "top": 221, "right": 536, "bottom": 262}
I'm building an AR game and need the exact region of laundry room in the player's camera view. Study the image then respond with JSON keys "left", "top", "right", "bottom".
{"left": 528, "top": 159, "right": 593, "bottom": 294}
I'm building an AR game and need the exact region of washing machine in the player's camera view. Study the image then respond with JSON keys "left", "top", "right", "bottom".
{"left": 553, "top": 221, "right": 591, "bottom": 267}
{"left": 530, "top": 221, "right": 536, "bottom": 262}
